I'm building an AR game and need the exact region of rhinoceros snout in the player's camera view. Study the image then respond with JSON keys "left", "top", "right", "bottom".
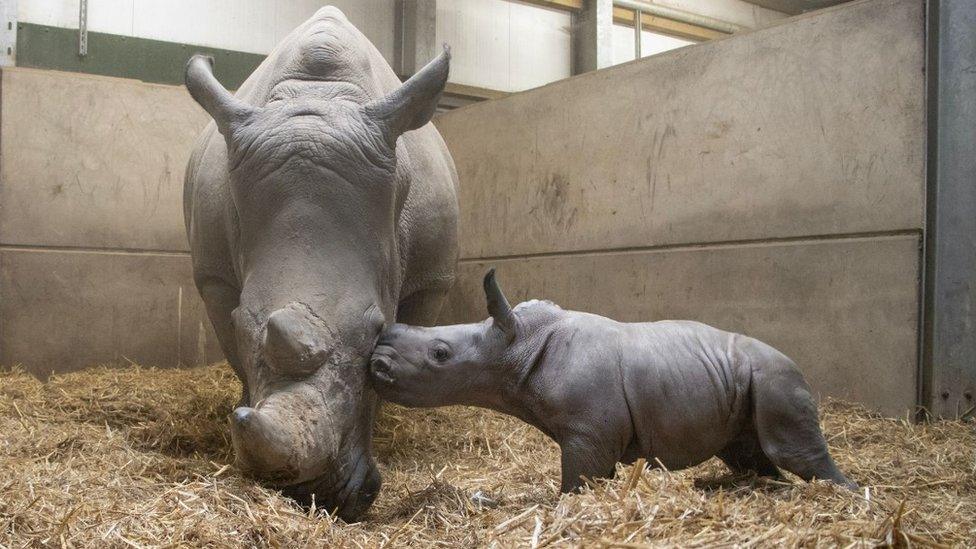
{"left": 229, "top": 402, "right": 380, "bottom": 519}
{"left": 232, "top": 406, "right": 255, "bottom": 426}
{"left": 229, "top": 406, "right": 298, "bottom": 481}
{"left": 281, "top": 452, "right": 381, "bottom": 521}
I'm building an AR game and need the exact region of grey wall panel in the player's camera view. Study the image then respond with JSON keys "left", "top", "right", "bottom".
{"left": 435, "top": 0, "right": 925, "bottom": 260}
{"left": 925, "top": 0, "right": 976, "bottom": 417}
{"left": 0, "top": 249, "right": 223, "bottom": 376}
{"left": 0, "top": 68, "right": 207, "bottom": 251}
{"left": 440, "top": 235, "right": 921, "bottom": 417}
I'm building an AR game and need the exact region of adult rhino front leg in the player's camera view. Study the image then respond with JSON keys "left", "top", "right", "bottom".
{"left": 395, "top": 285, "right": 452, "bottom": 326}
{"left": 196, "top": 277, "right": 249, "bottom": 407}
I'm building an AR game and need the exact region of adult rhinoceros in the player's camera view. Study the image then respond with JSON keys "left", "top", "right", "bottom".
{"left": 182, "top": 7, "right": 458, "bottom": 520}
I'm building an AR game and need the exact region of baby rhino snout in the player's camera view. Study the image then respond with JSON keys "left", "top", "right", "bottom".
{"left": 369, "top": 323, "right": 440, "bottom": 406}
{"left": 369, "top": 323, "right": 412, "bottom": 387}
{"left": 369, "top": 353, "right": 396, "bottom": 386}
{"left": 370, "top": 345, "right": 416, "bottom": 406}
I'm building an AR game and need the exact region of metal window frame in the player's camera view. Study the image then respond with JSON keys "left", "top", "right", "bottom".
{"left": 513, "top": 0, "right": 733, "bottom": 42}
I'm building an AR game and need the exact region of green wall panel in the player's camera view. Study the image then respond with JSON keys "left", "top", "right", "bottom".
{"left": 16, "top": 23, "right": 264, "bottom": 89}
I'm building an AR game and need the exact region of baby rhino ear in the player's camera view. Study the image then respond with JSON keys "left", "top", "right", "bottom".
{"left": 483, "top": 268, "right": 516, "bottom": 339}
{"left": 365, "top": 46, "right": 450, "bottom": 146}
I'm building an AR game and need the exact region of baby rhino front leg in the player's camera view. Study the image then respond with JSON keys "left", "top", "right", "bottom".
{"left": 559, "top": 434, "right": 622, "bottom": 493}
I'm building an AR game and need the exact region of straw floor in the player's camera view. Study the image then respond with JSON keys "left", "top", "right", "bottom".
{"left": 1, "top": 363, "right": 973, "bottom": 547}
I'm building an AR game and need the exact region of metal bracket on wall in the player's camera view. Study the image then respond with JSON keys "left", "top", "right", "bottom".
{"left": 78, "top": 0, "right": 88, "bottom": 56}
{"left": 633, "top": 7, "right": 642, "bottom": 59}
{"left": 0, "top": 0, "right": 17, "bottom": 66}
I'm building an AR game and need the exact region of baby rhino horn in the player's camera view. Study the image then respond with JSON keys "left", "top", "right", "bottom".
{"left": 483, "top": 268, "right": 516, "bottom": 338}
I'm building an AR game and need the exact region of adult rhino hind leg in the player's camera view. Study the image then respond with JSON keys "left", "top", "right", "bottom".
{"left": 197, "top": 279, "right": 249, "bottom": 408}
{"left": 751, "top": 360, "right": 857, "bottom": 490}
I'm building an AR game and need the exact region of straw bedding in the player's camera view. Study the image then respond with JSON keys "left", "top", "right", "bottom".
{"left": 1, "top": 363, "right": 973, "bottom": 547}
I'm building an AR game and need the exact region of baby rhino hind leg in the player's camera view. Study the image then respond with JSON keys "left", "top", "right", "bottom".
{"left": 751, "top": 359, "right": 857, "bottom": 490}
{"left": 717, "top": 428, "right": 782, "bottom": 480}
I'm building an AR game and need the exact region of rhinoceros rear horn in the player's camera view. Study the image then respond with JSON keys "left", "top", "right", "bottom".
{"left": 365, "top": 45, "right": 451, "bottom": 145}
{"left": 483, "top": 268, "right": 516, "bottom": 338}
{"left": 263, "top": 307, "right": 327, "bottom": 374}
{"left": 184, "top": 54, "right": 255, "bottom": 137}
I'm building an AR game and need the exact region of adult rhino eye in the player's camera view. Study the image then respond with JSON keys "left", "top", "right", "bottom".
{"left": 429, "top": 345, "right": 451, "bottom": 363}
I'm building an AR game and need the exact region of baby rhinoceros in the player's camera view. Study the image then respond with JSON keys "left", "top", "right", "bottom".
{"left": 370, "top": 269, "right": 857, "bottom": 493}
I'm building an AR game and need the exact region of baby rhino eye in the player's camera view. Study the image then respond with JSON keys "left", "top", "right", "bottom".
{"left": 429, "top": 344, "right": 451, "bottom": 363}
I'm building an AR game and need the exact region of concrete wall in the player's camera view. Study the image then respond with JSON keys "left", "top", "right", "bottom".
{"left": 0, "top": 0, "right": 933, "bottom": 417}
{"left": 434, "top": 0, "right": 926, "bottom": 416}
{"left": 0, "top": 67, "right": 220, "bottom": 377}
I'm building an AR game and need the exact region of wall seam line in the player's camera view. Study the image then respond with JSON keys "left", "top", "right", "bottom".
{"left": 458, "top": 228, "right": 923, "bottom": 263}
{"left": 0, "top": 244, "right": 190, "bottom": 257}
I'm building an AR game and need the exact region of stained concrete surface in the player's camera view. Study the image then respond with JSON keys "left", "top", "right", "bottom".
{"left": 435, "top": 0, "right": 925, "bottom": 260}
{"left": 0, "top": 67, "right": 218, "bottom": 374}
{"left": 0, "top": 67, "right": 207, "bottom": 252}
{"left": 0, "top": 249, "right": 222, "bottom": 377}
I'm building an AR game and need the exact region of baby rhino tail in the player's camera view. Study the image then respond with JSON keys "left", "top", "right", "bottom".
{"left": 743, "top": 339, "right": 858, "bottom": 490}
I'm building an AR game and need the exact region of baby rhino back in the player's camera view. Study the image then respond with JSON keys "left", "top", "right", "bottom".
{"left": 618, "top": 320, "right": 757, "bottom": 469}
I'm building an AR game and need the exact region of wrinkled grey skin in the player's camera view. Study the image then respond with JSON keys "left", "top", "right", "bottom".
{"left": 182, "top": 7, "right": 458, "bottom": 520}
{"left": 371, "top": 270, "right": 856, "bottom": 493}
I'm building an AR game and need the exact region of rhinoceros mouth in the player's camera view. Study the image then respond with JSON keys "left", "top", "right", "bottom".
{"left": 279, "top": 451, "right": 381, "bottom": 522}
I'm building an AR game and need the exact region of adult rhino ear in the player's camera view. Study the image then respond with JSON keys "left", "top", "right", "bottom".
{"left": 365, "top": 45, "right": 450, "bottom": 146}
{"left": 184, "top": 54, "right": 255, "bottom": 137}
{"left": 483, "top": 268, "right": 516, "bottom": 339}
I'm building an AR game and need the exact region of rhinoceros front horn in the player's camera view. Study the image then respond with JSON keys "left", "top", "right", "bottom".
{"left": 483, "top": 268, "right": 516, "bottom": 338}
{"left": 230, "top": 406, "right": 295, "bottom": 477}
{"left": 365, "top": 45, "right": 451, "bottom": 145}
{"left": 184, "top": 54, "right": 255, "bottom": 137}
